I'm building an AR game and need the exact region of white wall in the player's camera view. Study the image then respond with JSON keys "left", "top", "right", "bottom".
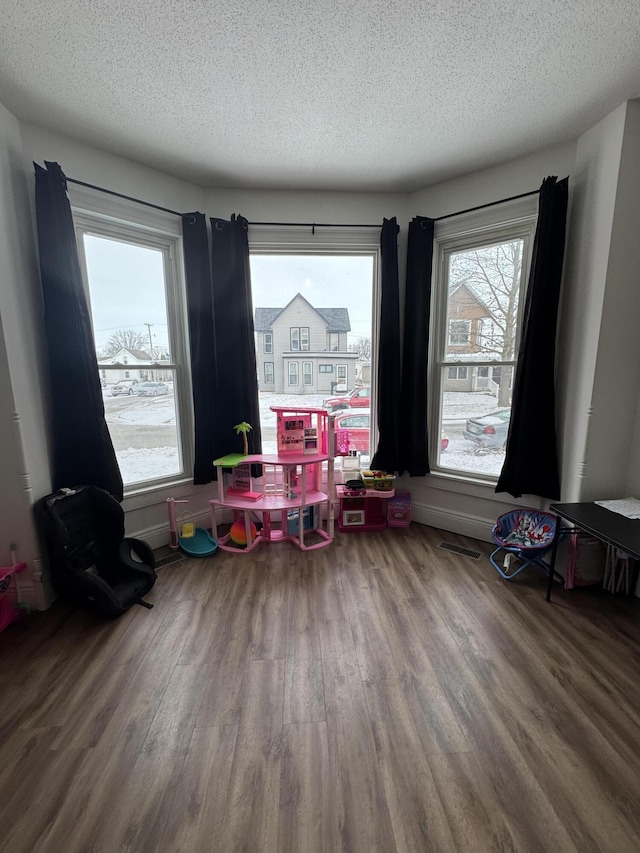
{"left": 583, "top": 100, "right": 640, "bottom": 499}
{"left": 556, "top": 105, "right": 627, "bottom": 501}
{"left": 0, "top": 104, "right": 50, "bottom": 608}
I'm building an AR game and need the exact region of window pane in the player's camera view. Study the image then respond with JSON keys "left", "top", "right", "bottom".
{"left": 83, "top": 234, "right": 181, "bottom": 487}
{"left": 445, "top": 239, "right": 524, "bottom": 363}
{"left": 438, "top": 373, "right": 513, "bottom": 479}
{"left": 103, "top": 371, "right": 180, "bottom": 485}
{"left": 251, "top": 253, "right": 374, "bottom": 465}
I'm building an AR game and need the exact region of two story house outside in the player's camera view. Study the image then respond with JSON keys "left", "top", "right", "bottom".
{"left": 444, "top": 284, "right": 505, "bottom": 395}
{"left": 255, "top": 293, "right": 358, "bottom": 395}
{"left": 97, "top": 347, "right": 172, "bottom": 386}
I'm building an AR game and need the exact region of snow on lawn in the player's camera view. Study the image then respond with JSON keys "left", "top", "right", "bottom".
{"left": 440, "top": 442, "right": 505, "bottom": 478}
{"left": 117, "top": 446, "right": 180, "bottom": 484}
{"left": 105, "top": 389, "right": 507, "bottom": 484}
{"left": 442, "top": 391, "right": 503, "bottom": 422}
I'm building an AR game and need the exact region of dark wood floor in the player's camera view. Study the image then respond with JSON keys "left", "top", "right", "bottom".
{"left": 1, "top": 523, "right": 640, "bottom": 852}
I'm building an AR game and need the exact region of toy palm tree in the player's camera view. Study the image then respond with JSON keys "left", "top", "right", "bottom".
{"left": 234, "top": 422, "right": 253, "bottom": 456}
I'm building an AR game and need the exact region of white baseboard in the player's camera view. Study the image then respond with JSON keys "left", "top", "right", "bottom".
{"left": 411, "top": 500, "right": 494, "bottom": 543}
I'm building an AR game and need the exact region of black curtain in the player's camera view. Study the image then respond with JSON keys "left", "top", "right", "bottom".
{"left": 399, "top": 216, "right": 435, "bottom": 476}
{"left": 209, "top": 215, "right": 262, "bottom": 462}
{"left": 182, "top": 213, "right": 220, "bottom": 484}
{"left": 496, "top": 176, "right": 569, "bottom": 499}
{"left": 371, "top": 218, "right": 401, "bottom": 473}
{"left": 35, "top": 161, "right": 123, "bottom": 500}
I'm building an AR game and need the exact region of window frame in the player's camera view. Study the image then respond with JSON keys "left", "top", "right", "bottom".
{"left": 248, "top": 227, "right": 381, "bottom": 455}
{"left": 70, "top": 185, "right": 193, "bottom": 497}
{"left": 328, "top": 332, "right": 340, "bottom": 351}
{"left": 428, "top": 196, "right": 538, "bottom": 483}
{"left": 288, "top": 361, "right": 299, "bottom": 385}
{"left": 264, "top": 361, "right": 274, "bottom": 384}
{"left": 302, "top": 360, "right": 313, "bottom": 385}
{"left": 264, "top": 332, "right": 273, "bottom": 353}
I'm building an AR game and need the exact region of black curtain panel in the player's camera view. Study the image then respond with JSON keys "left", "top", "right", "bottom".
{"left": 371, "top": 217, "right": 401, "bottom": 473}
{"left": 182, "top": 213, "right": 220, "bottom": 484}
{"left": 209, "top": 215, "right": 262, "bottom": 462}
{"left": 496, "top": 176, "right": 569, "bottom": 499}
{"left": 399, "top": 216, "right": 435, "bottom": 476}
{"left": 35, "top": 161, "right": 123, "bottom": 500}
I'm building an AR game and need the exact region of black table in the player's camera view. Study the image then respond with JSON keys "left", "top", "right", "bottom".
{"left": 548, "top": 501, "right": 640, "bottom": 601}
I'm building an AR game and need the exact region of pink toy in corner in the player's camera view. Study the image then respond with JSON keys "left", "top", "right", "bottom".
{"left": 0, "top": 562, "right": 27, "bottom": 633}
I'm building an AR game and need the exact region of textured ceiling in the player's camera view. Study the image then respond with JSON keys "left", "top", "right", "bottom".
{"left": 1, "top": 1, "right": 640, "bottom": 191}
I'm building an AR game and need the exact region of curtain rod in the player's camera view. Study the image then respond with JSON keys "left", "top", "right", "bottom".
{"left": 65, "top": 178, "right": 379, "bottom": 229}
{"left": 433, "top": 189, "right": 539, "bottom": 222}
{"left": 66, "top": 176, "right": 539, "bottom": 228}
{"left": 249, "top": 221, "right": 380, "bottom": 229}
{"left": 66, "top": 177, "right": 184, "bottom": 217}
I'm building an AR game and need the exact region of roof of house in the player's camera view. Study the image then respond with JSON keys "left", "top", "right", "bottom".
{"left": 254, "top": 293, "right": 351, "bottom": 332}
{"left": 126, "top": 349, "right": 153, "bottom": 360}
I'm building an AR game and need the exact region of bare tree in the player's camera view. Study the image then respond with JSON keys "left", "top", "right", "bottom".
{"left": 349, "top": 336, "right": 372, "bottom": 361}
{"left": 449, "top": 241, "right": 522, "bottom": 406}
{"left": 103, "top": 328, "right": 148, "bottom": 357}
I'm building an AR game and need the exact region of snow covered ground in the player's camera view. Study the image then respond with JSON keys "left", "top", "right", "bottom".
{"left": 102, "top": 388, "right": 507, "bottom": 484}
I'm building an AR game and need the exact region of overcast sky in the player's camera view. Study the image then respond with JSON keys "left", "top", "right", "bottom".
{"left": 250, "top": 253, "right": 373, "bottom": 341}
{"left": 84, "top": 236, "right": 374, "bottom": 352}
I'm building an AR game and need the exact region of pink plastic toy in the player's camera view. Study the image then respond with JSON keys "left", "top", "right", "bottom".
{"left": 166, "top": 497, "right": 189, "bottom": 549}
{"left": 0, "top": 561, "right": 27, "bottom": 633}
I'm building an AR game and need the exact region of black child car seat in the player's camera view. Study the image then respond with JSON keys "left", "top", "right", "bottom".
{"left": 34, "top": 485, "right": 157, "bottom": 618}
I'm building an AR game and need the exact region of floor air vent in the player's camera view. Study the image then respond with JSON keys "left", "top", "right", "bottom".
{"left": 155, "top": 552, "right": 185, "bottom": 568}
{"left": 439, "top": 542, "right": 483, "bottom": 560}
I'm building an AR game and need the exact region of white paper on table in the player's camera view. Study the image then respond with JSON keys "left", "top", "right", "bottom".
{"left": 594, "top": 497, "right": 640, "bottom": 519}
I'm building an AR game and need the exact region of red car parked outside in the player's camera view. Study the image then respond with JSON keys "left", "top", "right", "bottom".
{"left": 323, "top": 386, "right": 370, "bottom": 412}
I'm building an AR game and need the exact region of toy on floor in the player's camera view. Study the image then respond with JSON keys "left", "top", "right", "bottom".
{"left": 166, "top": 498, "right": 218, "bottom": 557}
{"left": 230, "top": 518, "right": 258, "bottom": 547}
{"left": 0, "top": 556, "right": 28, "bottom": 633}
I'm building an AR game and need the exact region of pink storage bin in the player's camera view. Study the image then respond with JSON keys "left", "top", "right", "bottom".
{"left": 387, "top": 491, "right": 411, "bottom": 527}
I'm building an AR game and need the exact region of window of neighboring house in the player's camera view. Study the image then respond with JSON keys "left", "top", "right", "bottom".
{"left": 430, "top": 196, "right": 537, "bottom": 480}
{"left": 264, "top": 332, "right": 273, "bottom": 353}
{"left": 264, "top": 362, "right": 274, "bottom": 384}
{"left": 303, "top": 361, "right": 313, "bottom": 385}
{"left": 73, "top": 192, "right": 190, "bottom": 493}
{"left": 249, "top": 238, "right": 378, "bottom": 462}
{"left": 447, "top": 366, "right": 467, "bottom": 380}
{"left": 448, "top": 319, "right": 470, "bottom": 346}
{"left": 290, "top": 327, "right": 310, "bottom": 351}
{"left": 123, "top": 354, "right": 128, "bottom": 364}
